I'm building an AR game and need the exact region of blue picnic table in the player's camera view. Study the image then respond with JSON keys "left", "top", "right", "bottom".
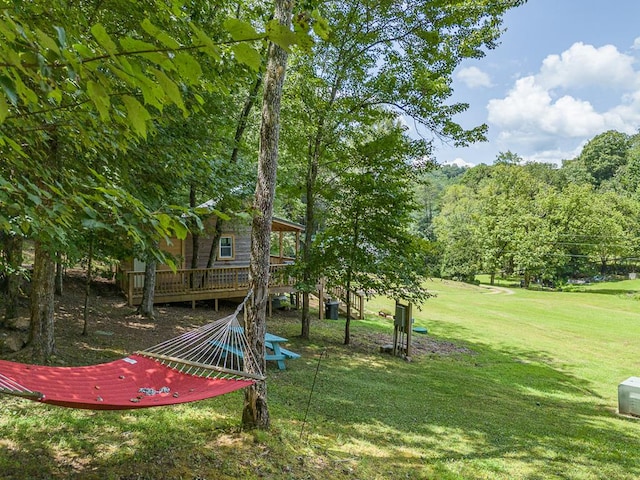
{"left": 264, "top": 332, "right": 300, "bottom": 370}
{"left": 213, "top": 330, "right": 300, "bottom": 371}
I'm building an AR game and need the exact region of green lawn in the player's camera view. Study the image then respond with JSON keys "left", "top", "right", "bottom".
{"left": 2, "top": 279, "right": 640, "bottom": 479}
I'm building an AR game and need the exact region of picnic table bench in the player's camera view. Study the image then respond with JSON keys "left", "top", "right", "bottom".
{"left": 213, "top": 330, "right": 300, "bottom": 371}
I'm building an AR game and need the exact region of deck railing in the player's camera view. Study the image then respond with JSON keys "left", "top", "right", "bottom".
{"left": 122, "top": 264, "right": 295, "bottom": 306}
{"left": 325, "top": 286, "right": 366, "bottom": 320}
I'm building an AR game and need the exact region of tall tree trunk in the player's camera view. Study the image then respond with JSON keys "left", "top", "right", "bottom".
{"left": 344, "top": 215, "right": 359, "bottom": 345}
{"left": 55, "top": 253, "right": 64, "bottom": 296}
{"left": 29, "top": 241, "right": 57, "bottom": 363}
{"left": 137, "top": 256, "right": 157, "bottom": 320}
{"left": 344, "top": 274, "right": 352, "bottom": 345}
{"left": 243, "top": 0, "right": 291, "bottom": 431}
{"left": 82, "top": 236, "right": 94, "bottom": 336}
{"left": 3, "top": 233, "right": 23, "bottom": 324}
{"left": 231, "top": 73, "right": 263, "bottom": 164}
{"left": 206, "top": 219, "right": 223, "bottom": 268}
{"left": 300, "top": 150, "right": 318, "bottom": 339}
{"left": 190, "top": 184, "right": 200, "bottom": 270}
{"left": 300, "top": 75, "right": 341, "bottom": 338}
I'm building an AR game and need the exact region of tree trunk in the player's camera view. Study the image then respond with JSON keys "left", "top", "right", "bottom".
{"left": 231, "top": 73, "right": 263, "bottom": 164}
{"left": 344, "top": 277, "right": 352, "bottom": 345}
{"left": 3, "top": 233, "right": 23, "bottom": 324}
{"left": 300, "top": 75, "right": 341, "bottom": 338}
{"left": 137, "top": 257, "right": 157, "bottom": 319}
{"left": 55, "top": 253, "right": 64, "bottom": 296}
{"left": 344, "top": 216, "right": 359, "bottom": 345}
{"left": 29, "top": 241, "right": 57, "bottom": 363}
{"left": 243, "top": 0, "right": 291, "bottom": 431}
{"left": 190, "top": 184, "right": 200, "bottom": 270}
{"left": 300, "top": 155, "right": 317, "bottom": 339}
{"left": 206, "top": 219, "right": 223, "bottom": 268}
{"left": 82, "top": 236, "right": 94, "bottom": 336}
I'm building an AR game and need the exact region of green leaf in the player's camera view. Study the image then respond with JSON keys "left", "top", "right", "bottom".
{"left": 86, "top": 80, "right": 110, "bottom": 121}
{"left": 72, "top": 43, "right": 93, "bottom": 58}
{"left": 122, "top": 95, "right": 151, "bottom": 138}
{"left": 90, "top": 23, "right": 118, "bottom": 55}
{"left": 0, "top": 94, "right": 8, "bottom": 123}
{"left": 53, "top": 26, "right": 66, "bottom": 49}
{"left": 12, "top": 75, "right": 38, "bottom": 104}
{"left": 223, "top": 18, "right": 260, "bottom": 41}
{"left": 149, "top": 67, "right": 186, "bottom": 115}
{"left": 311, "top": 10, "right": 331, "bottom": 41}
{"left": 0, "top": 76, "right": 18, "bottom": 105}
{"left": 48, "top": 88, "right": 62, "bottom": 104}
{"left": 231, "top": 43, "right": 261, "bottom": 71}
{"left": 0, "top": 18, "right": 16, "bottom": 42}
{"left": 141, "top": 18, "right": 181, "bottom": 49}
{"left": 189, "top": 24, "right": 221, "bottom": 61}
{"left": 265, "top": 19, "right": 297, "bottom": 52}
{"left": 172, "top": 52, "right": 202, "bottom": 84}
{"left": 35, "top": 27, "right": 60, "bottom": 54}
{"left": 120, "top": 36, "right": 172, "bottom": 68}
{"left": 172, "top": 220, "right": 188, "bottom": 240}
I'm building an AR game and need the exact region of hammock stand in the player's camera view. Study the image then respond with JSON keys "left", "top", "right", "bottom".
{"left": 0, "top": 296, "right": 263, "bottom": 410}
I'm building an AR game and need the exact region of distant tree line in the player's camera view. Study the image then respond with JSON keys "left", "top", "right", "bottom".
{"left": 417, "top": 130, "right": 640, "bottom": 286}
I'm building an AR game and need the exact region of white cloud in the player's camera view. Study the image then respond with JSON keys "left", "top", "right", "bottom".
{"left": 539, "top": 42, "right": 638, "bottom": 90}
{"left": 444, "top": 157, "right": 474, "bottom": 168}
{"left": 486, "top": 41, "right": 640, "bottom": 157}
{"left": 457, "top": 66, "right": 493, "bottom": 88}
{"left": 632, "top": 37, "right": 640, "bottom": 50}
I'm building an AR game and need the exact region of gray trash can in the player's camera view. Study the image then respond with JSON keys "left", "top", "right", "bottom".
{"left": 325, "top": 300, "right": 339, "bottom": 320}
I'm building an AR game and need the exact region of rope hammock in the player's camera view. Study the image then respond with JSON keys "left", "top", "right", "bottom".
{"left": 0, "top": 296, "right": 263, "bottom": 410}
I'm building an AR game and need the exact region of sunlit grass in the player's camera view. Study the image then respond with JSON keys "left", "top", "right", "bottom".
{"left": 2, "top": 279, "right": 640, "bottom": 478}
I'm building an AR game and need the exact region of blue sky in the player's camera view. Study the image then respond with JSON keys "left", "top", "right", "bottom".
{"left": 421, "top": 0, "right": 640, "bottom": 167}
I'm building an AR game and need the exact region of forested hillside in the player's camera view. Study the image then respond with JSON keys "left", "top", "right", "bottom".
{"left": 417, "top": 130, "right": 640, "bottom": 285}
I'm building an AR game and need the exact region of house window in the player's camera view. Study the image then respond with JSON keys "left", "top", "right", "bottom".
{"left": 219, "top": 236, "right": 234, "bottom": 259}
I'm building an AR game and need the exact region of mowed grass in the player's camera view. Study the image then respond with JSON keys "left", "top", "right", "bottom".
{"left": 2, "top": 279, "right": 640, "bottom": 479}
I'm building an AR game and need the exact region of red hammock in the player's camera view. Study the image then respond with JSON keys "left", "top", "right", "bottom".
{"left": 0, "top": 354, "right": 254, "bottom": 410}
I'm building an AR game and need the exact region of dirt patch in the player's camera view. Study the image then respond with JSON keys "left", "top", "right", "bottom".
{"left": 0, "top": 271, "right": 239, "bottom": 365}
{"left": 1, "top": 272, "right": 472, "bottom": 364}
{"left": 349, "top": 331, "right": 475, "bottom": 358}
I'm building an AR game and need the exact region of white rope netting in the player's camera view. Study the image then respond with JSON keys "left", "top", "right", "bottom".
{"left": 0, "top": 373, "right": 41, "bottom": 398}
{"left": 137, "top": 296, "right": 265, "bottom": 381}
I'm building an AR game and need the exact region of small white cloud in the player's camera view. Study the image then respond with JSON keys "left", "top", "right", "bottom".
{"left": 457, "top": 66, "right": 493, "bottom": 88}
{"left": 444, "top": 158, "right": 474, "bottom": 168}
{"left": 633, "top": 37, "right": 640, "bottom": 50}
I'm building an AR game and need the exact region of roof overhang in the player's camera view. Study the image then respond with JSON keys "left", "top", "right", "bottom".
{"left": 272, "top": 217, "right": 305, "bottom": 232}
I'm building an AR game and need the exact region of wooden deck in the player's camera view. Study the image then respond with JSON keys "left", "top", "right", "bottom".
{"left": 121, "top": 264, "right": 296, "bottom": 307}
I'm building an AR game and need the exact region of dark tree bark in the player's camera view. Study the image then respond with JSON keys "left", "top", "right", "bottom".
{"left": 3, "top": 233, "right": 23, "bottom": 324}
{"left": 82, "top": 235, "right": 94, "bottom": 336}
{"left": 55, "top": 253, "right": 63, "bottom": 296}
{"left": 29, "top": 241, "right": 57, "bottom": 363}
{"left": 231, "top": 73, "right": 263, "bottom": 164}
{"left": 137, "top": 256, "right": 157, "bottom": 320}
{"left": 300, "top": 147, "right": 318, "bottom": 340}
{"left": 242, "top": 0, "right": 291, "bottom": 431}
{"left": 206, "top": 219, "right": 223, "bottom": 268}
{"left": 190, "top": 184, "right": 200, "bottom": 270}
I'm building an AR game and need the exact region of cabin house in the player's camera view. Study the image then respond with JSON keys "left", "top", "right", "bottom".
{"left": 118, "top": 213, "right": 304, "bottom": 309}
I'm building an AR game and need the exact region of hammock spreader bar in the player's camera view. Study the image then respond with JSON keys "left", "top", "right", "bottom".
{"left": 0, "top": 292, "right": 264, "bottom": 410}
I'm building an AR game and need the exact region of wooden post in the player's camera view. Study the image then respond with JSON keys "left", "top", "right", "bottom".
{"left": 405, "top": 302, "right": 413, "bottom": 358}
{"left": 128, "top": 272, "right": 134, "bottom": 307}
